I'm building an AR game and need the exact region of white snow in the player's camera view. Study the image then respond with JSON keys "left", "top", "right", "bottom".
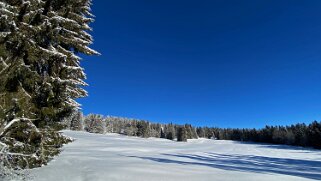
{"left": 28, "top": 130, "right": 321, "bottom": 181}
{"left": 1, "top": 118, "right": 39, "bottom": 136}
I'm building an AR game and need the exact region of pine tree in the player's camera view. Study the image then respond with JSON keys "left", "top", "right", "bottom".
{"left": 165, "top": 123, "right": 175, "bottom": 140}
{"left": 136, "top": 121, "right": 150, "bottom": 138}
{"left": 124, "top": 121, "right": 137, "bottom": 136}
{"left": 0, "top": 0, "right": 98, "bottom": 168}
{"left": 177, "top": 126, "right": 187, "bottom": 142}
{"left": 105, "top": 116, "right": 115, "bottom": 133}
{"left": 196, "top": 127, "right": 205, "bottom": 138}
{"left": 84, "top": 114, "right": 105, "bottom": 134}
{"left": 0, "top": 0, "right": 99, "bottom": 129}
{"left": 160, "top": 127, "right": 166, "bottom": 138}
{"left": 307, "top": 121, "right": 321, "bottom": 149}
{"left": 70, "top": 111, "right": 83, "bottom": 131}
{"left": 0, "top": 0, "right": 40, "bottom": 128}
{"left": 293, "top": 123, "right": 307, "bottom": 147}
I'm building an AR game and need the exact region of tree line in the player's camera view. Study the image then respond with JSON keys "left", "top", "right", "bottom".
{"left": 67, "top": 113, "right": 198, "bottom": 142}
{"left": 67, "top": 112, "right": 321, "bottom": 149}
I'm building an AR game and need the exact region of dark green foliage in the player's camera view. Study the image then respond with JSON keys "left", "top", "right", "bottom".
{"left": 136, "top": 121, "right": 150, "bottom": 138}
{"left": 0, "top": 0, "right": 98, "bottom": 169}
{"left": 69, "top": 111, "right": 83, "bottom": 131}
{"left": 165, "top": 123, "right": 176, "bottom": 140}
{"left": 85, "top": 115, "right": 321, "bottom": 148}
{"left": 160, "top": 128, "right": 166, "bottom": 138}
{"left": 293, "top": 123, "right": 307, "bottom": 146}
{"left": 0, "top": 0, "right": 98, "bottom": 128}
{"left": 166, "top": 131, "right": 174, "bottom": 140}
{"left": 307, "top": 121, "right": 321, "bottom": 149}
{"left": 0, "top": 118, "right": 72, "bottom": 169}
{"left": 202, "top": 121, "right": 321, "bottom": 149}
{"left": 177, "top": 126, "right": 187, "bottom": 142}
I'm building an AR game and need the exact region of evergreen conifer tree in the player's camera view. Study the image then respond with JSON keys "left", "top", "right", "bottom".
{"left": 166, "top": 123, "right": 175, "bottom": 140}
{"left": 0, "top": 0, "right": 98, "bottom": 168}
{"left": 0, "top": 0, "right": 99, "bottom": 129}
{"left": 160, "top": 127, "right": 166, "bottom": 138}
{"left": 70, "top": 111, "right": 83, "bottom": 131}
{"left": 307, "top": 121, "right": 321, "bottom": 149}
{"left": 177, "top": 126, "right": 187, "bottom": 142}
{"left": 84, "top": 114, "right": 105, "bottom": 134}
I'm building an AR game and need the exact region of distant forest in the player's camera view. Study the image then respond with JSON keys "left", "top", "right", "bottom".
{"left": 67, "top": 113, "right": 321, "bottom": 149}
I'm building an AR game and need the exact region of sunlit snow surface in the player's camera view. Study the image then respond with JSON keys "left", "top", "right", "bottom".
{"left": 28, "top": 130, "right": 321, "bottom": 181}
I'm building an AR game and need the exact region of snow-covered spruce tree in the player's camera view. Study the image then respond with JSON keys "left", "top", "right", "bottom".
{"left": 177, "top": 126, "right": 187, "bottom": 142}
{"left": 0, "top": 0, "right": 99, "bottom": 127}
{"left": 160, "top": 127, "right": 165, "bottom": 138}
{"left": 124, "top": 122, "right": 138, "bottom": 136}
{"left": 105, "top": 116, "right": 115, "bottom": 133}
{"left": 0, "top": 0, "right": 98, "bottom": 168}
{"left": 69, "top": 111, "right": 84, "bottom": 131}
{"left": 84, "top": 114, "right": 105, "bottom": 134}
{"left": 136, "top": 121, "right": 150, "bottom": 138}
{"left": 165, "top": 123, "right": 175, "bottom": 140}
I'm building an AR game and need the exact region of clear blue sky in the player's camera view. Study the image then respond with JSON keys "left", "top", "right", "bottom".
{"left": 79, "top": 0, "right": 321, "bottom": 128}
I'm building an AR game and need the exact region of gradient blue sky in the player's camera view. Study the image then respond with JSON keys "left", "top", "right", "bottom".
{"left": 79, "top": 0, "right": 321, "bottom": 128}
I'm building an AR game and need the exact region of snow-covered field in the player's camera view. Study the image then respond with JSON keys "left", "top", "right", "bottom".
{"left": 28, "top": 130, "right": 321, "bottom": 181}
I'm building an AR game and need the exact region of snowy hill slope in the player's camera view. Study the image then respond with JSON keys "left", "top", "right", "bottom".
{"left": 28, "top": 130, "right": 321, "bottom": 181}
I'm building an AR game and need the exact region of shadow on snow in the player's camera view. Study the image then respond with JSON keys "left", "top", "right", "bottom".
{"left": 127, "top": 153, "right": 321, "bottom": 180}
